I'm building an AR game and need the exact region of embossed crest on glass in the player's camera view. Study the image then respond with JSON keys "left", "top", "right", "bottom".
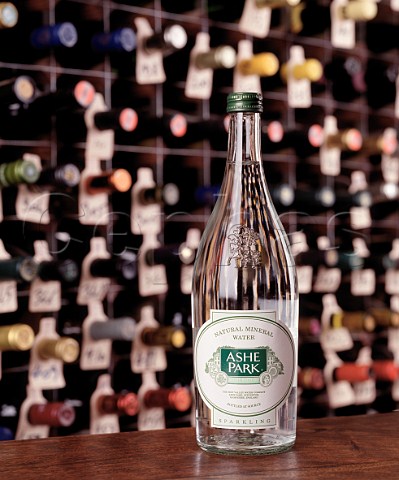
{"left": 192, "top": 92, "right": 298, "bottom": 455}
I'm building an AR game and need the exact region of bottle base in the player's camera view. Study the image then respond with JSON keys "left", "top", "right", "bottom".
{"left": 197, "top": 432, "right": 295, "bottom": 456}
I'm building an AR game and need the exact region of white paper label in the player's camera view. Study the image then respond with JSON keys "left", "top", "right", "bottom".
{"left": 233, "top": 40, "right": 261, "bottom": 93}
{"left": 385, "top": 269, "right": 399, "bottom": 295}
{"left": 350, "top": 269, "right": 376, "bottom": 296}
{"left": 137, "top": 373, "right": 165, "bottom": 431}
{"left": 135, "top": 17, "right": 166, "bottom": 85}
{"left": 238, "top": 0, "right": 271, "bottom": 38}
{"left": 84, "top": 93, "right": 114, "bottom": 162}
{"left": 313, "top": 267, "right": 341, "bottom": 293}
{"left": 331, "top": 0, "right": 355, "bottom": 49}
{"left": 194, "top": 309, "right": 295, "bottom": 429}
{"left": 185, "top": 33, "right": 213, "bottom": 100}
{"left": 90, "top": 374, "right": 120, "bottom": 435}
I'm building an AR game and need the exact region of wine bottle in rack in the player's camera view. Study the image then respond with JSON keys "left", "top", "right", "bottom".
{"left": 192, "top": 92, "right": 298, "bottom": 455}
{"left": 0, "top": 324, "right": 35, "bottom": 352}
{"left": 366, "top": 22, "right": 399, "bottom": 53}
{"left": 37, "top": 259, "right": 79, "bottom": 284}
{"left": 0, "top": 2, "right": 18, "bottom": 29}
{"left": 0, "top": 76, "right": 38, "bottom": 108}
{"left": 30, "top": 22, "right": 78, "bottom": 51}
{"left": 263, "top": 121, "right": 324, "bottom": 158}
{"left": 329, "top": 310, "right": 376, "bottom": 333}
{"left": 144, "top": 243, "right": 196, "bottom": 268}
{"left": 84, "top": 169, "right": 132, "bottom": 195}
{"left": 0, "top": 256, "right": 38, "bottom": 282}
{"left": 27, "top": 402, "right": 76, "bottom": 428}
{"left": 365, "top": 60, "right": 398, "bottom": 110}
{"left": 290, "top": 1, "right": 331, "bottom": 36}
{"left": 292, "top": 185, "right": 336, "bottom": 211}
{"left": 142, "top": 24, "right": 188, "bottom": 56}
{"left": 141, "top": 325, "right": 186, "bottom": 349}
{"left": 34, "top": 164, "right": 81, "bottom": 191}
{"left": 96, "top": 392, "right": 139, "bottom": 417}
{"left": 297, "top": 367, "right": 325, "bottom": 391}
{"left": 0, "top": 158, "right": 40, "bottom": 188}
{"left": 57, "top": 107, "right": 138, "bottom": 143}
{"left": 136, "top": 182, "right": 180, "bottom": 207}
{"left": 193, "top": 45, "right": 237, "bottom": 71}
{"left": 89, "top": 317, "right": 136, "bottom": 341}
{"left": 89, "top": 251, "right": 137, "bottom": 282}
{"left": 323, "top": 56, "right": 366, "bottom": 103}
{"left": 118, "top": 112, "right": 188, "bottom": 147}
{"left": 36, "top": 337, "right": 79, "bottom": 363}
{"left": 143, "top": 386, "right": 192, "bottom": 412}
{"left": 167, "top": 115, "right": 229, "bottom": 150}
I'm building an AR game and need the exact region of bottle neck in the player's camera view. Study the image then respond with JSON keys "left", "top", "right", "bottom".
{"left": 227, "top": 111, "right": 262, "bottom": 166}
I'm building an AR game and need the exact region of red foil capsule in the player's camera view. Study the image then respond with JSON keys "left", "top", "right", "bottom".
{"left": 28, "top": 402, "right": 75, "bottom": 427}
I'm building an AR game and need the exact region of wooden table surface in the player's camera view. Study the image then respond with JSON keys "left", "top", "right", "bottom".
{"left": 1, "top": 412, "right": 398, "bottom": 479}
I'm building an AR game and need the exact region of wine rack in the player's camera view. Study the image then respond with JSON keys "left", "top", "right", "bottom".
{"left": 0, "top": 0, "right": 398, "bottom": 440}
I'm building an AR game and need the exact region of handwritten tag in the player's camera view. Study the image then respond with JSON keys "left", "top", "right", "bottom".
{"left": 331, "top": 0, "right": 355, "bottom": 49}
{"left": 350, "top": 269, "right": 375, "bottom": 296}
{"left": 15, "top": 388, "right": 50, "bottom": 441}
{"left": 138, "top": 236, "right": 168, "bottom": 297}
{"left": 313, "top": 267, "right": 341, "bottom": 293}
{"left": 90, "top": 374, "right": 120, "bottom": 435}
{"left": 78, "top": 169, "right": 109, "bottom": 226}
{"left": 131, "top": 168, "right": 162, "bottom": 236}
{"left": 326, "top": 380, "right": 355, "bottom": 408}
{"left": 137, "top": 372, "right": 165, "bottom": 431}
{"left": 233, "top": 39, "right": 261, "bottom": 93}
{"left": 381, "top": 154, "right": 399, "bottom": 184}
{"left": 77, "top": 238, "right": 111, "bottom": 305}
{"left": 320, "top": 116, "right": 341, "bottom": 176}
{"left": 239, "top": 0, "right": 271, "bottom": 38}
{"left": 297, "top": 265, "right": 313, "bottom": 294}
{"left": 85, "top": 93, "right": 114, "bottom": 162}
{"left": 320, "top": 327, "right": 353, "bottom": 352}
{"left": 353, "top": 379, "right": 376, "bottom": 405}
{"left": 185, "top": 33, "right": 213, "bottom": 100}
{"left": 29, "top": 280, "right": 61, "bottom": 312}
{"left": 385, "top": 269, "right": 399, "bottom": 295}
{"left": 286, "top": 46, "right": 312, "bottom": 108}
{"left": 135, "top": 18, "right": 166, "bottom": 85}
{"left": 80, "top": 302, "right": 112, "bottom": 371}
{"left": 131, "top": 306, "right": 167, "bottom": 373}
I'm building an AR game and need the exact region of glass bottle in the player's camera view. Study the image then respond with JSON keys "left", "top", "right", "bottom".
{"left": 192, "top": 92, "right": 298, "bottom": 455}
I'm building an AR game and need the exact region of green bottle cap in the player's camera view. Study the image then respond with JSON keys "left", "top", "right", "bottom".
{"left": 226, "top": 92, "right": 263, "bottom": 113}
{"left": 1, "top": 159, "right": 40, "bottom": 186}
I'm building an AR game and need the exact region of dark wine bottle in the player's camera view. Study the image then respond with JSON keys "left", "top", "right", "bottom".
{"left": 324, "top": 56, "right": 366, "bottom": 103}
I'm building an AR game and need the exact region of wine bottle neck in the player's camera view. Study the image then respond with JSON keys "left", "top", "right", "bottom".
{"left": 227, "top": 112, "right": 262, "bottom": 166}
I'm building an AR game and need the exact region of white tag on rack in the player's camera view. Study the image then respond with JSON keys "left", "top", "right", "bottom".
{"left": 286, "top": 45, "right": 312, "bottom": 108}
{"left": 381, "top": 154, "right": 399, "bottom": 184}
{"left": 131, "top": 305, "right": 167, "bottom": 373}
{"left": 84, "top": 93, "right": 114, "bottom": 162}
{"left": 90, "top": 374, "right": 120, "bottom": 435}
{"left": 137, "top": 372, "right": 165, "bottom": 431}
{"left": 15, "top": 386, "right": 49, "bottom": 441}
{"left": 350, "top": 206, "right": 372, "bottom": 230}
{"left": 324, "top": 353, "right": 356, "bottom": 408}
{"left": 77, "top": 237, "right": 111, "bottom": 305}
{"left": 331, "top": 0, "right": 355, "bottom": 49}
{"left": 320, "top": 116, "right": 341, "bottom": 176}
{"left": 185, "top": 32, "right": 213, "bottom": 100}
{"left": 297, "top": 265, "right": 313, "bottom": 294}
{"left": 233, "top": 40, "right": 261, "bottom": 93}
{"left": 0, "top": 239, "right": 17, "bottom": 313}
{"left": 395, "top": 74, "right": 399, "bottom": 118}
{"left": 390, "top": 295, "right": 399, "bottom": 314}
{"left": 180, "top": 228, "right": 201, "bottom": 295}
{"left": 388, "top": 328, "right": 399, "bottom": 363}
{"left": 131, "top": 168, "right": 162, "bottom": 236}
{"left": 313, "top": 266, "right": 341, "bottom": 293}
{"left": 385, "top": 269, "right": 399, "bottom": 295}
{"left": 29, "top": 240, "right": 61, "bottom": 313}
{"left": 80, "top": 301, "right": 112, "bottom": 371}
{"left": 28, "top": 317, "right": 66, "bottom": 390}
{"left": 135, "top": 17, "right": 166, "bottom": 85}
{"left": 290, "top": 231, "right": 309, "bottom": 256}
{"left": 320, "top": 294, "right": 353, "bottom": 352}
{"left": 351, "top": 269, "right": 376, "bottom": 296}
{"left": 353, "top": 347, "right": 376, "bottom": 405}
{"left": 78, "top": 167, "right": 109, "bottom": 226}
{"left": 15, "top": 154, "right": 50, "bottom": 225}
{"left": 392, "top": 0, "right": 399, "bottom": 11}
{"left": 138, "top": 235, "right": 168, "bottom": 297}
{"left": 239, "top": 0, "right": 271, "bottom": 38}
